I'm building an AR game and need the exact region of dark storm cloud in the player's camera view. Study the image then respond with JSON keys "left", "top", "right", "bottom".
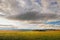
{"left": 7, "top": 11, "right": 59, "bottom": 21}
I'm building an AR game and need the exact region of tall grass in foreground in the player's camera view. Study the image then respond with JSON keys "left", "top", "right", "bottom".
{"left": 0, "top": 31, "right": 60, "bottom": 40}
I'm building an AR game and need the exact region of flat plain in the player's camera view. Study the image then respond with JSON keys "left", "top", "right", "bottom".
{"left": 0, "top": 30, "right": 60, "bottom": 40}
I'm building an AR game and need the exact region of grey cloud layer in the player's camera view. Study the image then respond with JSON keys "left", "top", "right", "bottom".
{"left": 0, "top": 0, "right": 60, "bottom": 21}
{"left": 8, "top": 11, "right": 59, "bottom": 21}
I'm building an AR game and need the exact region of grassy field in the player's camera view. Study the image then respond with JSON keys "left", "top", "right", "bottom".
{"left": 0, "top": 30, "right": 60, "bottom": 40}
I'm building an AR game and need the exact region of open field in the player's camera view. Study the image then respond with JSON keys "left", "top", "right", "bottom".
{"left": 0, "top": 30, "right": 60, "bottom": 40}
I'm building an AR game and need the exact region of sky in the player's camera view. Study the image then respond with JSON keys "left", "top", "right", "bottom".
{"left": 0, "top": 0, "right": 60, "bottom": 30}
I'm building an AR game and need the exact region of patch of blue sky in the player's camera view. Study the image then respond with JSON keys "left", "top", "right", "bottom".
{"left": 47, "top": 0, "right": 59, "bottom": 12}
{"left": 49, "top": 0, "right": 58, "bottom": 5}
{"left": 48, "top": 4, "right": 58, "bottom": 12}
{"left": 35, "top": 0, "right": 41, "bottom": 4}
{"left": 45, "top": 20, "right": 60, "bottom": 25}
{"left": 35, "top": 0, "right": 42, "bottom": 6}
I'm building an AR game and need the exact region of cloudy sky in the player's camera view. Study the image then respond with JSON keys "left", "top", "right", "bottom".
{"left": 0, "top": 0, "right": 60, "bottom": 30}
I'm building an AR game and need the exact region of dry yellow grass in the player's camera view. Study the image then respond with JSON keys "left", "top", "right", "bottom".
{"left": 0, "top": 30, "right": 60, "bottom": 36}
{"left": 0, "top": 30, "right": 60, "bottom": 40}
